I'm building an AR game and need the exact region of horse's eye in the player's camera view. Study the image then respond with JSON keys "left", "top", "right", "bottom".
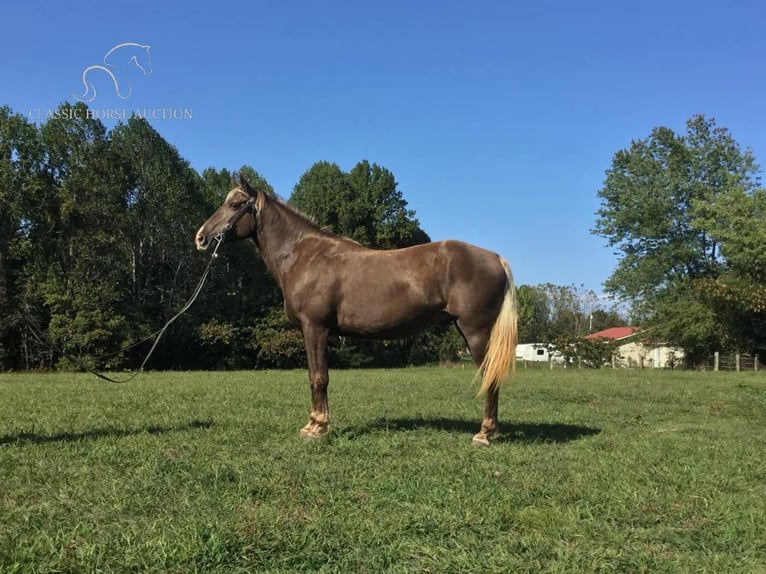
{"left": 230, "top": 202, "right": 241, "bottom": 210}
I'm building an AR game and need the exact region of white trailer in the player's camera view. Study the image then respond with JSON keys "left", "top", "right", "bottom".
{"left": 515, "top": 343, "right": 553, "bottom": 362}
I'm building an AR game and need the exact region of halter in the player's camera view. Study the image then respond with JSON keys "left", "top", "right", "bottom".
{"left": 214, "top": 191, "right": 257, "bottom": 249}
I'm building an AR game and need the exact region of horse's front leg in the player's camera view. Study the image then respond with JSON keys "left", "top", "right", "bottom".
{"left": 299, "top": 324, "right": 331, "bottom": 439}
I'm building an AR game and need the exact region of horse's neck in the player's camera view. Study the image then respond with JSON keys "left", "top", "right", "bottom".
{"left": 256, "top": 200, "right": 322, "bottom": 286}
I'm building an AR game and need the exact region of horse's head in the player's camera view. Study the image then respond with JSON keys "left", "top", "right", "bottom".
{"left": 132, "top": 45, "right": 153, "bottom": 76}
{"left": 195, "top": 175, "right": 261, "bottom": 251}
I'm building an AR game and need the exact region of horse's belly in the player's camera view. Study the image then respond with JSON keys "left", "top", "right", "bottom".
{"left": 335, "top": 298, "right": 451, "bottom": 339}
{"left": 330, "top": 262, "right": 452, "bottom": 338}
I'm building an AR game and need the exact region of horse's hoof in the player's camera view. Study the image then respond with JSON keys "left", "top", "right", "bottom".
{"left": 299, "top": 426, "right": 328, "bottom": 440}
{"left": 471, "top": 434, "right": 491, "bottom": 447}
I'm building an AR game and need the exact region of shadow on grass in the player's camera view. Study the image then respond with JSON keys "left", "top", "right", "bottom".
{"left": 348, "top": 417, "right": 600, "bottom": 444}
{"left": 0, "top": 419, "right": 213, "bottom": 446}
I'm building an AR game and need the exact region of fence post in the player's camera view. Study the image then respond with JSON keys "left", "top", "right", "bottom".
{"left": 735, "top": 353, "right": 741, "bottom": 372}
{"left": 756, "top": 355, "right": 760, "bottom": 371}
{"left": 714, "top": 351, "right": 720, "bottom": 371}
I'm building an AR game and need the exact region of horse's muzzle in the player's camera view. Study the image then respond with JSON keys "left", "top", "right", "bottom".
{"left": 195, "top": 231, "right": 209, "bottom": 251}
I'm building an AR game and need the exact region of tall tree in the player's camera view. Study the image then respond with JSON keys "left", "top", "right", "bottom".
{"left": 517, "top": 285, "right": 550, "bottom": 343}
{"left": 24, "top": 102, "right": 134, "bottom": 368}
{"left": 693, "top": 187, "right": 766, "bottom": 352}
{"left": 290, "top": 160, "right": 429, "bottom": 248}
{"left": 345, "top": 160, "right": 425, "bottom": 248}
{"left": 109, "top": 116, "right": 214, "bottom": 368}
{"left": 593, "top": 115, "right": 762, "bottom": 360}
{"left": 289, "top": 161, "right": 352, "bottom": 233}
{"left": 517, "top": 283, "right": 626, "bottom": 344}
{"left": 0, "top": 107, "right": 43, "bottom": 368}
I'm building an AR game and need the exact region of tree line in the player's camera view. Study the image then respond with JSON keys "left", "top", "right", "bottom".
{"left": 3, "top": 104, "right": 758, "bottom": 372}
{"left": 1, "top": 101, "right": 587, "bottom": 372}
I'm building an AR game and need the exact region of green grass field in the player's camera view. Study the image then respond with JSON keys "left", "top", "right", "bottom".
{"left": 1, "top": 368, "right": 765, "bottom": 573}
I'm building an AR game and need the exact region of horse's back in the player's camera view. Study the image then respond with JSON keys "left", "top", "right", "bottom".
{"left": 298, "top": 238, "right": 502, "bottom": 335}
{"left": 358, "top": 238, "right": 508, "bottom": 319}
{"left": 349, "top": 239, "right": 506, "bottom": 296}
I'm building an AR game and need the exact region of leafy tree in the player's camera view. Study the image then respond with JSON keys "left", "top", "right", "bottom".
{"left": 111, "top": 117, "right": 203, "bottom": 308}
{"left": 589, "top": 307, "right": 627, "bottom": 333}
{"left": 107, "top": 116, "right": 219, "bottom": 368}
{"left": 253, "top": 307, "right": 306, "bottom": 369}
{"left": 289, "top": 161, "right": 353, "bottom": 231}
{"left": 517, "top": 285, "right": 550, "bottom": 343}
{"left": 197, "top": 318, "right": 260, "bottom": 370}
{"left": 545, "top": 283, "right": 591, "bottom": 338}
{"left": 290, "top": 160, "right": 429, "bottom": 248}
{"left": 699, "top": 188, "right": 766, "bottom": 282}
{"left": 553, "top": 334, "right": 620, "bottom": 369}
{"left": 516, "top": 283, "right": 626, "bottom": 346}
{"left": 23, "top": 103, "right": 134, "bottom": 368}
{"left": 345, "top": 160, "right": 426, "bottom": 248}
{"left": 593, "top": 115, "right": 762, "bottom": 361}
{"left": 0, "top": 107, "right": 43, "bottom": 369}
{"left": 693, "top": 187, "right": 766, "bottom": 353}
{"left": 200, "top": 166, "right": 237, "bottom": 205}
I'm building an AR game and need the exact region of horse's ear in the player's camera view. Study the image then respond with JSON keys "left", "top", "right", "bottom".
{"left": 239, "top": 174, "right": 256, "bottom": 197}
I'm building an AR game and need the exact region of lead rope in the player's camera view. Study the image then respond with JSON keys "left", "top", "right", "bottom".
{"left": 21, "top": 233, "right": 225, "bottom": 384}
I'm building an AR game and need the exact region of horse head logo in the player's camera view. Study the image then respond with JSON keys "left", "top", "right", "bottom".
{"left": 74, "top": 42, "right": 152, "bottom": 102}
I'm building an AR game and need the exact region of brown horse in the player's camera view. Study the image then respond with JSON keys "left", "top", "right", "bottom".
{"left": 195, "top": 176, "right": 518, "bottom": 445}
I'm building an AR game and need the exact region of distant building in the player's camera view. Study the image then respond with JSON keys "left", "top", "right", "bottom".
{"left": 516, "top": 343, "right": 553, "bottom": 362}
{"left": 586, "top": 327, "right": 684, "bottom": 369}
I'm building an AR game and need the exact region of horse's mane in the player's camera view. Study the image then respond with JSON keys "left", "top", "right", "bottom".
{"left": 228, "top": 186, "right": 341, "bottom": 239}
{"left": 276, "top": 197, "right": 334, "bottom": 235}
{"left": 275, "top": 196, "right": 368, "bottom": 246}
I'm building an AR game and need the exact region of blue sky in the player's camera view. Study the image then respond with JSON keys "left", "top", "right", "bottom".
{"left": 2, "top": 0, "right": 765, "bottom": 296}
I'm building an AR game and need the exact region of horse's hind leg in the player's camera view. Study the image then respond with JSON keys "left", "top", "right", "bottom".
{"left": 456, "top": 319, "right": 499, "bottom": 447}
{"left": 473, "top": 387, "right": 499, "bottom": 447}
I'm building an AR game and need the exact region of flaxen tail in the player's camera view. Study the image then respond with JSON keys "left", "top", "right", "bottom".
{"left": 478, "top": 257, "right": 518, "bottom": 396}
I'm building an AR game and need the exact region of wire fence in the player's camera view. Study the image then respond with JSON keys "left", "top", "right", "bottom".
{"left": 693, "top": 352, "right": 762, "bottom": 371}
{"left": 516, "top": 352, "right": 762, "bottom": 371}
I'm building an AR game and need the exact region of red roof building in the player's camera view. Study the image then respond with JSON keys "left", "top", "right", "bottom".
{"left": 584, "top": 326, "right": 684, "bottom": 368}
{"left": 585, "top": 326, "right": 640, "bottom": 341}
